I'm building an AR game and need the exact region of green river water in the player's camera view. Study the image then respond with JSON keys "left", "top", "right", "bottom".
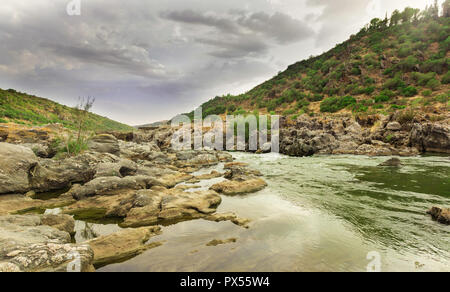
{"left": 79, "top": 153, "right": 449, "bottom": 272}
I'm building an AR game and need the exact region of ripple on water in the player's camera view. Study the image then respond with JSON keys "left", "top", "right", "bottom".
{"left": 99, "top": 153, "right": 449, "bottom": 272}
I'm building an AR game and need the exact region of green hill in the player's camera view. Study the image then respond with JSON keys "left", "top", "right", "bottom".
{"left": 187, "top": 3, "right": 450, "bottom": 120}
{"left": 0, "top": 88, "right": 133, "bottom": 132}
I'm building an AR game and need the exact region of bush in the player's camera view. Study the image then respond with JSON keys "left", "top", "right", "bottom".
{"left": 421, "top": 59, "right": 447, "bottom": 74}
{"left": 363, "top": 86, "right": 376, "bottom": 95}
{"left": 351, "top": 103, "right": 369, "bottom": 113}
{"left": 0, "top": 118, "right": 7, "bottom": 123}
{"left": 434, "top": 94, "right": 449, "bottom": 104}
{"left": 391, "top": 104, "right": 407, "bottom": 110}
{"left": 58, "top": 135, "right": 89, "bottom": 157}
{"left": 426, "top": 78, "right": 441, "bottom": 91}
{"left": 374, "top": 94, "right": 391, "bottom": 103}
{"left": 308, "top": 94, "right": 324, "bottom": 102}
{"left": 422, "top": 90, "right": 432, "bottom": 97}
{"left": 402, "top": 86, "right": 418, "bottom": 97}
{"left": 283, "top": 109, "right": 296, "bottom": 116}
{"left": 442, "top": 71, "right": 450, "bottom": 84}
{"left": 412, "top": 72, "right": 436, "bottom": 86}
{"left": 396, "top": 110, "right": 416, "bottom": 124}
{"left": 383, "top": 76, "right": 405, "bottom": 90}
{"left": 227, "top": 104, "right": 237, "bottom": 113}
{"left": 320, "top": 96, "right": 357, "bottom": 113}
{"left": 398, "top": 56, "right": 418, "bottom": 72}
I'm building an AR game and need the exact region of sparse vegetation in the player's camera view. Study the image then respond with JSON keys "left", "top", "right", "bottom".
{"left": 0, "top": 89, "right": 133, "bottom": 132}
{"left": 183, "top": 5, "right": 449, "bottom": 118}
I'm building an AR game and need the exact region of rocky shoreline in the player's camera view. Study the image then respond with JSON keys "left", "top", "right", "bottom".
{"left": 279, "top": 112, "right": 450, "bottom": 157}
{"left": 0, "top": 124, "right": 263, "bottom": 271}
{"left": 0, "top": 112, "right": 449, "bottom": 272}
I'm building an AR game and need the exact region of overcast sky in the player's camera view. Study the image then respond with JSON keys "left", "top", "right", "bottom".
{"left": 0, "top": 0, "right": 441, "bottom": 125}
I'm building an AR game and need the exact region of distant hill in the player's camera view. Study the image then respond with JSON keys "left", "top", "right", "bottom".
{"left": 135, "top": 120, "right": 170, "bottom": 129}
{"left": 0, "top": 88, "right": 134, "bottom": 132}
{"left": 186, "top": 4, "right": 449, "bottom": 120}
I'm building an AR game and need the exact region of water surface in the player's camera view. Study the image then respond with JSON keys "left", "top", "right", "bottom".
{"left": 98, "top": 153, "right": 449, "bottom": 272}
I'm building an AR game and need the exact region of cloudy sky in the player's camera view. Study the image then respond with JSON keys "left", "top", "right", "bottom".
{"left": 0, "top": 0, "right": 441, "bottom": 125}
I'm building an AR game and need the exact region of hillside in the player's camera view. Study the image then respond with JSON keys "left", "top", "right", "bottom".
{"left": 0, "top": 88, "right": 133, "bottom": 132}
{"left": 187, "top": 4, "right": 449, "bottom": 121}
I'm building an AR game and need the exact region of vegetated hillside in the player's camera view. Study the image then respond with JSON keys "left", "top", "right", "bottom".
{"left": 187, "top": 4, "right": 450, "bottom": 121}
{"left": 0, "top": 88, "right": 134, "bottom": 132}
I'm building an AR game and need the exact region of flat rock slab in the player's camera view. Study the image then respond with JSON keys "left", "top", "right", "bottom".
{"left": 0, "top": 194, "right": 75, "bottom": 216}
{"left": 210, "top": 178, "right": 267, "bottom": 196}
{"left": 88, "top": 226, "right": 162, "bottom": 268}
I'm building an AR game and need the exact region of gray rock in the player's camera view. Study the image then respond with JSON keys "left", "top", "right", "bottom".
{"left": 0, "top": 143, "right": 38, "bottom": 194}
{"left": 410, "top": 123, "right": 450, "bottom": 153}
{"left": 29, "top": 153, "right": 99, "bottom": 193}
{"left": 386, "top": 122, "right": 402, "bottom": 131}
{"left": 378, "top": 158, "right": 402, "bottom": 167}
{"left": 88, "top": 134, "right": 120, "bottom": 156}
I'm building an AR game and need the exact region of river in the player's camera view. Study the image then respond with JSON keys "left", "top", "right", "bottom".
{"left": 86, "top": 153, "right": 449, "bottom": 272}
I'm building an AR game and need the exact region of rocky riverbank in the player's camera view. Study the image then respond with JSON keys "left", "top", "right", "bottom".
{"left": 279, "top": 112, "right": 450, "bottom": 157}
{"left": 0, "top": 125, "right": 262, "bottom": 271}
{"left": 0, "top": 112, "right": 448, "bottom": 271}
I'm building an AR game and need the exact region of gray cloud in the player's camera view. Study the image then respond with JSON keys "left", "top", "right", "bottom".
{"left": 0, "top": 0, "right": 434, "bottom": 125}
{"left": 161, "top": 9, "right": 314, "bottom": 59}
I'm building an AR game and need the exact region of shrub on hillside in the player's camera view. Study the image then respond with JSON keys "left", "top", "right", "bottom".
{"left": 422, "top": 89, "right": 432, "bottom": 97}
{"left": 320, "top": 96, "right": 357, "bottom": 113}
{"left": 442, "top": 71, "right": 450, "bottom": 84}
{"left": 374, "top": 94, "right": 391, "bottom": 103}
{"left": 384, "top": 76, "right": 405, "bottom": 90}
{"left": 402, "top": 86, "right": 418, "bottom": 97}
{"left": 426, "top": 78, "right": 441, "bottom": 91}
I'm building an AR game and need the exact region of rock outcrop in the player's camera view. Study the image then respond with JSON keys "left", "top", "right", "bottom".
{"left": 0, "top": 215, "right": 93, "bottom": 272}
{"left": 279, "top": 114, "right": 448, "bottom": 157}
{"left": 211, "top": 163, "right": 267, "bottom": 195}
{"left": 0, "top": 143, "right": 38, "bottom": 194}
{"left": 410, "top": 123, "right": 450, "bottom": 154}
{"left": 88, "top": 226, "right": 162, "bottom": 268}
{"left": 121, "top": 187, "right": 222, "bottom": 227}
{"left": 87, "top": 134, "right": 120, "bottom": 156}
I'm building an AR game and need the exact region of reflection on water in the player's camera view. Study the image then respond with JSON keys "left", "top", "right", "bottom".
{"left": 99, "top": 153, "right": 450, "bottom": 272}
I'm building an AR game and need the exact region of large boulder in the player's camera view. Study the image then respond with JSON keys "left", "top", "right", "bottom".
{"left": 29, "top": 153, "right": 99, "bottom": 193}
{"left": 88, "top": 134, "right": 120, "bottom": 156}
{"left": 427, "top": 207, "right": 450, "bottom": 225}
{"left": 94, "top": 159, "right": 138, "bottom": 178}
{"left": 410, "top": 123, "right": 450, "bottom": 153}
{"left": 119, "top": 141, "right": 161, "bottom": 161}
{"left": 66, "top": 176, "right": 151, "bottom": 200}
{"left": 121, "top": 187, "right": 222, "bottom": 228}
{"left": 211, "top": 163, "right": 267, "bottom": 195}
{"left": 0, "top": 143, "right": 38, "bottom": 194}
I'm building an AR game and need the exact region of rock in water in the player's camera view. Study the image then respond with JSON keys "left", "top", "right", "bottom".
{"left": 378, "top": 158, "right": 402, "bottom": 167}
{"left": 0, "top": 143, "right": 38, "bottom": 194}
{"left": 87, "top": 226, "right": 162, "bottom": 268}
{"left": 427, "top": 207, "right": 450, "bottom": 225}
